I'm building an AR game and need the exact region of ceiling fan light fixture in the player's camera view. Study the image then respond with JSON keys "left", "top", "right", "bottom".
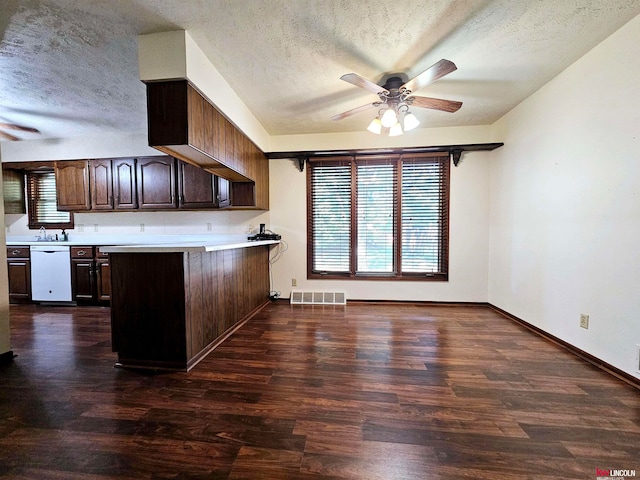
{"left": 380, "top": 108, "right": 397, "bottom": 128}
{"left": 389, "top": 122, "right": 403, "bottom": 137}
{"left": 366, "top": 117, "right": 382, "bottom": 134}
{"left": 403, "top": 111, "right": 420, "bottom": 131}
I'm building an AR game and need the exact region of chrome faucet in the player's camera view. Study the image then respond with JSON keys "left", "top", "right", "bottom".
{"left": 38, "top": 226, "right": 47, "bottom": 241}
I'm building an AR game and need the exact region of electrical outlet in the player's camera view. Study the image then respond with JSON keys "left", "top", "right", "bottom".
{"left": 140, "top": 223, "right": 145, "bottom": 232}
{"left": 292, "top": 278, "right": 297, "bottom": 287}
{"left": 580, "top": 314, "right": 589, "bottom": 329}
{"left": 636, "top": 345, "right": 640, "bottom": 373}
{"left": 93, "top": 224, "right": 99, "bottom": 232}
{"left": 247, "top": 224, "right": 254, "bottom": 233}
{"left": 206, "top": 223, "right": 212, "bottom": 232}
{"left": 78, "top": 224, "right": 84, "bottom": 233}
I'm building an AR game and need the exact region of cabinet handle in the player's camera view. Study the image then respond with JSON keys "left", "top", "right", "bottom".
{"left": 77, "top": 250, "right": 86, "bottom": 256}
{"left": 11, "top": 250, "right": 21, "bottom": 255}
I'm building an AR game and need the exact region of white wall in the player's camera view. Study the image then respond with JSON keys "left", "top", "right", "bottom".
{"left": 269, "top": 149, "right": 491, "bottom": 302}
{"left": 270, "top": 125, "right": 493, "bottom": 152}
{"left": 488, "top": 14, "right": 640, "bottom": 378}
{"left": 0, "top": 132, "right": 158, "bottom": 161}
{"left": 138, "top": 31, "right": 271, "bottom": 152}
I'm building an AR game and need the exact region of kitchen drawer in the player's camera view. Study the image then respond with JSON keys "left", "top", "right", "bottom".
{"left": 71, "top": 246, "right": 95, "bottom": 259}
{"left": 7, "top": 246, "right": 30, "bottom": 259}
{"left": 95, "top": 247, "right": 110, "bottom": 258}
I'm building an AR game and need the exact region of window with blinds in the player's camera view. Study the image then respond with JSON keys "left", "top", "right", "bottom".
{"left": 310, "top": 162, "right": 352, "bottom": 273}
{"left": 356, "top": 160, "right": 396, "bottom": 274}
{"left": 26, "top": 171, "right": 74, "bottom": 229}
{"left": 308, "top": 154, "right": 449, "bottom": 280}
{"left": 401, "top": 159, "right": 448, "bottom": 275}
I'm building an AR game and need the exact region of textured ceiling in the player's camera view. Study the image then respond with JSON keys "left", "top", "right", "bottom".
{"left": 0, "top": 0, "right": 639, "bottom": 143}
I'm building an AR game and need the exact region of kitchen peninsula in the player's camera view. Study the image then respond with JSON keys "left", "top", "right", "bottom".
{"left": 102, "top": 236, "right": 278, "bottom": 371}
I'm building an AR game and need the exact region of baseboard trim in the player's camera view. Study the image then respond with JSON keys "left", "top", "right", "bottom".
{"left": 0, "top": 350, "right": 15, "bottom": 365}
{"left": 347, "top": 299, "right": 488, "bottom": 307}
{"left": 489, "top": 304, "right": 640, "bottom": 391}
{"left": 282, "top": 297, "right": 487, "bottom": 308}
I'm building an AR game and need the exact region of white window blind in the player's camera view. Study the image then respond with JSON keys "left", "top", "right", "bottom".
{"left": 356, "top": 161, "right": 396, "bottom": 273}
{"left": 26, "top": 171, "right": 73, "bottom": 228}
{"left": 401, "top": 159, "right": 447, "bottom": 274}
{"left": 310, "top": 162, "right": 351, "bottom": 273}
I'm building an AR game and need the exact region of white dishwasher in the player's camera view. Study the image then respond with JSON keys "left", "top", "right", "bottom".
{"left": 30, "top": 245, "right": 72, "bottom": 302}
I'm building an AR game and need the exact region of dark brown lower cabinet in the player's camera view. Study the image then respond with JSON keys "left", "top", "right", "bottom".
{"left": 96, "top": 251, "right": 111, "bottom": 302}
{"left": 109, "top": 245, "right": 270, "bottom": 371}
{"left": 71, "top": 246, "right": 110, "bottom": 304}
{"left": 71, "top": 246, "right": 95, "bottom": 301}
{"left": 7, "top": 246, "right": 31, "bottom": 304}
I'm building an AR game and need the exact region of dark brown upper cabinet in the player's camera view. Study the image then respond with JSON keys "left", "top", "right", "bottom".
{"left": 89, "top": 158, "right": 138, "bottom": 211}
{"left": 177, "top": 160, "right": 231, "bottom": 209}
{"left": 52, "top": 155, "right": 253, "bottom": 212}
{"left": 146, "top": 80, "right": 269, "bottom": 210}
{"left": 89, "top": 159, "right": 113, "bottom": 210}
{"left": 112, "top": 158, "right": 138, "bottom": 210}
{"left": 147, "top": 81, "right": 248, "bottom": 182}
{"left": 136, "top": 156, "right": 177, "bottom": 209}
{"left": 55, "top": 160, "right": 91, "bottom": 211}
{"left": 178, "top": 160, "right": 216, "bottom": 209}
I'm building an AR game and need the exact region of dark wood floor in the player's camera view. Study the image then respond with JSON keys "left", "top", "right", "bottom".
{"left": 0, "top": 303, "right": 639, "bottom": 479}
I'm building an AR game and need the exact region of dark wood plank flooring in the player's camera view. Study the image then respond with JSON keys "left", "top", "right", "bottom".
{"left": 1, "top": 303, "right": 638, "bottom": 479}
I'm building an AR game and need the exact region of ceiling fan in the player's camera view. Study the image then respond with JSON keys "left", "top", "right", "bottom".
{"left": 331, "top": 59, "right": 462, "bottom": 135}
{"left": 0, "top": 122, "right": 40, "bottom": 141}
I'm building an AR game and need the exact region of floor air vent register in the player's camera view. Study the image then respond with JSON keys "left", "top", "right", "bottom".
{"left": 290, "top": 290, "right": 347, "bottom": 305}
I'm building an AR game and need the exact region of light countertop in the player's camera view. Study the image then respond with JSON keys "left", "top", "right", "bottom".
{"left": 6, "top": 234, "right": 280, "bottom": 253}
{"left": 100, "top": 239, "right": 279, "bottom": 253}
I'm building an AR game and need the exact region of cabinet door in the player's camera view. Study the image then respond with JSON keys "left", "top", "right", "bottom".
{"left": 213, "top": 107, "right": 227, "bottom": 163}
{"left": 136, "top": 157, "right": 177, "bottom": 209}
{"left": 112, "top": 158, "right": 137, "bottom": 209}
{"left": 188, "top": 84, "right": 205, "bottom": 151}
{"left": 178, "top": 161, "right": 216, "bottom": 209}
{"left": 89, "top": 159, "right": 113, "bottom": 210}
{"left": 72, "top": 259, "right": 95, "bottom": 301}
{"left": 7, "top": 260, "right": 31, "bottom": 303}
{"left": 96, "top": 258, "right": 111, "bottom": 302}
{"left": 217, "top": 176, "right": 231, "bottom": 208}
{"left": 3, "top": 169, "right": 26, "bottom": 214}
{"left": 55, "top": 160, "right": 90, "bottom": 211}
{"left": 225, "top": 119, "right": 237, "bottom": 170}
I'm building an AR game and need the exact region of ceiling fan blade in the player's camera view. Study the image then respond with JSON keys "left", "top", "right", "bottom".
{"left": 409, "top": 96, "right": 462, "bottom": 113}
{"left": 340, "top": 73, "right": 388, "bottom": 95}
{"left": 0, "top": 122, "right": 40, "bottom": 133}
{"left": 401, "top": 59, "right": 458, "bottom": 94}
{"left": 0, "top": 130, "right": 20, "bottom": 141}
{"left": 331, "top": 102, "right": 379, "bottom": 121}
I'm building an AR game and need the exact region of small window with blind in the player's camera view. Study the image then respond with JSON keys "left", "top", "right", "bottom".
{"left": 307, "top": 153, "right": 449, "bottom": 281}
{"left": 26, "top": 170, "right": 74, "bottom": 229}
